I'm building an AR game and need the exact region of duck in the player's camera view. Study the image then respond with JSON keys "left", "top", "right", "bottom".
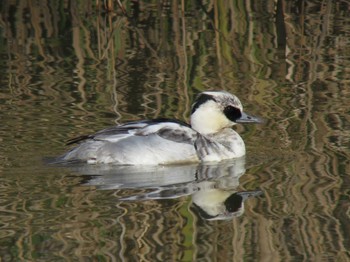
{"left": 56, "top": 91, "right": 261, "bottom": 165}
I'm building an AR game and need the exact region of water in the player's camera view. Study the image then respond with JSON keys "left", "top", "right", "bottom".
{"left": 1, "top": 1, "right": 350, "bottom": 261}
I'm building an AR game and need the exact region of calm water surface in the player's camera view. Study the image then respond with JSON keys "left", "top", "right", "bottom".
{"left": 1, "top": 1, "right": 350, "bottom": 261}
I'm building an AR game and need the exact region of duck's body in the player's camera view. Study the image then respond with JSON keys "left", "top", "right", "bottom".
{"left": 57, "top": 91, "right": 260, "bottom": 165}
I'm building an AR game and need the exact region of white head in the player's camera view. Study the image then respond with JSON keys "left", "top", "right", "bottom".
{"left": 191, "top": 91, "right": 260, "bottom": 134}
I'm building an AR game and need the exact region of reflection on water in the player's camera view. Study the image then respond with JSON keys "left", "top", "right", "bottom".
{"left": 74, "top": 158, "right": 262, "bottom": 220}
{"left": 1, "top": 0, "right": 350, "bottom": 261}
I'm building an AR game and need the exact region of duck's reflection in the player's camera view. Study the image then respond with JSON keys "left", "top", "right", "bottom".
{"left": 192, "top": 188, "right": 262, "bottom": 220}
{"left": 72, "top": 157, "right": 262, "bottom": 220}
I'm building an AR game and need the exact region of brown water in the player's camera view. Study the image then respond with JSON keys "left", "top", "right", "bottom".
{"left": 1, "top": 1, "right": 350, "bottom": 261}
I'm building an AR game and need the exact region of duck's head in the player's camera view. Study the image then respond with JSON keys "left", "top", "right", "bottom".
{"left": 190, "top": 91, "right": 261, "bottom": 134}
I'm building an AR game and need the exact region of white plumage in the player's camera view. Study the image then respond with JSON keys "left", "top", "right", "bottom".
{"left": 57, "top": 91, "right": 260, "bottom": 165}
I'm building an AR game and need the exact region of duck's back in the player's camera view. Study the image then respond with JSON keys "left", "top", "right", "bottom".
{"left": 59, "top": 119, "right": 199, "bottom": 165}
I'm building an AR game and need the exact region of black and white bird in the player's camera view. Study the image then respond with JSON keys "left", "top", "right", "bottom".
{"left": 57, "top": 91, "right": 261, "bottom": 165}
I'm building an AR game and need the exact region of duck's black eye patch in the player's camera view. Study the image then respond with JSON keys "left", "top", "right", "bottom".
{"left": 191, "top": 94, "right": 216, "bottom": 114}
{"left": 224, "top": 106, "right": 242, "bottom": 122}
{"left": 224, "top": 193, "right": 243, "bottom": 213}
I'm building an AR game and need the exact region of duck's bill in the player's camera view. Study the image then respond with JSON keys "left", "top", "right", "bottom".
{"left": 236, "top": 112, "right": 263, "bottom": 124}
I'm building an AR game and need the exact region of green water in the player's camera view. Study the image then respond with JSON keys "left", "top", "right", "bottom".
{"left": 1, "top": 1, "right": 350, "bottom": 261}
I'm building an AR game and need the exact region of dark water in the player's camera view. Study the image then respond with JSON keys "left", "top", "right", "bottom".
{"left": 1, "top": 1, "right": 350, "bottom": 261}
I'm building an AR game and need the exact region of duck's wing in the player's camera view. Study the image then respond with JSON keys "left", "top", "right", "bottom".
{"left": 66, "top": 118, "right": 196, "bottom": 145}
{"left": 65, "top": 122, "right": 144, "bottom": 145}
